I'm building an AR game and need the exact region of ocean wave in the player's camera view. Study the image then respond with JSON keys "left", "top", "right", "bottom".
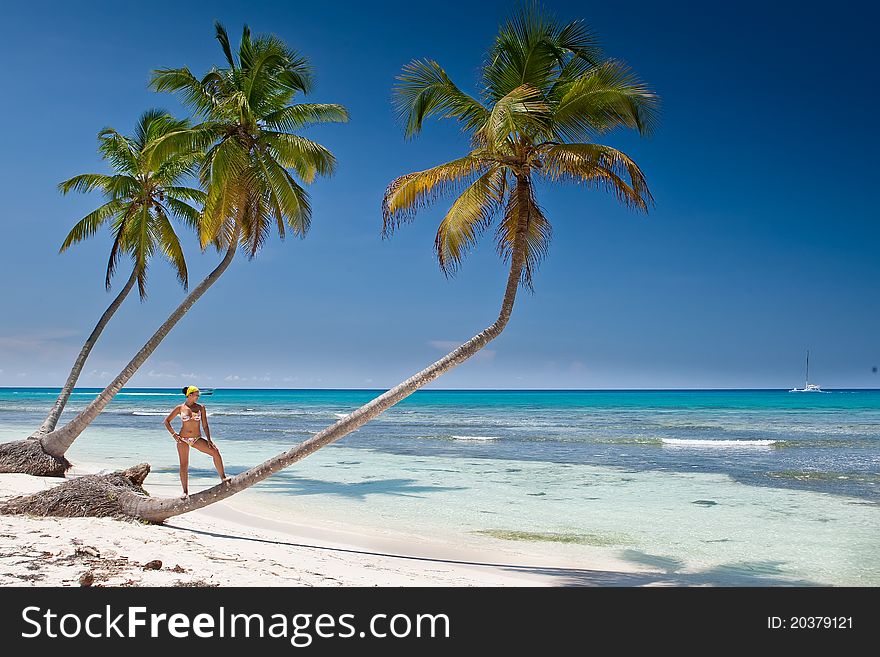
{"left": 662, "top": 438, "right": 778, "bottom": 447}
{"left": 451, "top": 435, "right": 500, "bottom": 441}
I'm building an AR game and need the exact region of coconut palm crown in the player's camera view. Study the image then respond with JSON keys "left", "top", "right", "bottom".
{"left": 150, "top": 22, "right": 349, "bottom": 256}
{"left": 383, "top": 5, "right": 659, "bottom": 289}
{"left": 60, "top": 109, "right": 204, "bottom": 299}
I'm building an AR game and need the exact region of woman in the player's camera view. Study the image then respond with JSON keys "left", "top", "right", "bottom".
{"left": 164, "top": 385, "right": 228, "bottom": 498}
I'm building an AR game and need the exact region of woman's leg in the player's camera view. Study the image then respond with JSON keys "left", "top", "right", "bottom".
{"left": 176, "top": 441, "right": 190, "bottom": 496}
{"left": 192, "top": 438, "right": 228, "bottom": 481}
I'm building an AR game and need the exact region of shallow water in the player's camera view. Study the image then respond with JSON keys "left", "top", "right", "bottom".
{"left": 1, "top": 388, "right": 878, "bottom": 585}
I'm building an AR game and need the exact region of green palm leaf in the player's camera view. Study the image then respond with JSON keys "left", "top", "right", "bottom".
{"left": 59, "top": 199, "right": 125, "bottom": 252}
{"left": 263, "top": 104, "right": 350, "bottom": 132}
{"left": 155, "top": 208, "right": 188, "bottom": 290}
{"left": 394, "top": 59, "right": 490, "bottom": 138}
{"left": 551, "top": 60, "right": 660, "bottom": 140}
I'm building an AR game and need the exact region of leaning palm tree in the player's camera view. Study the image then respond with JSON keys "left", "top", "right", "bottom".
{"left": 0, "top": 110, "right": 202, "bottom": 475}
{"left": 9, "top": 23, "right": 346, "bottom": 476}
{"left": 0, "top": 7, "right": 659, "bottom": 521}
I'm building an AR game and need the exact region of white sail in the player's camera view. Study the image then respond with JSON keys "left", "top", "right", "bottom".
{"left": 790, "top": 350, "right": 823, "bottom": 392}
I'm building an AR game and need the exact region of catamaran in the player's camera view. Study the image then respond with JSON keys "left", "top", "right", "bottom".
{"left": 790, "top": 350, "right": 823, "bottom": 392}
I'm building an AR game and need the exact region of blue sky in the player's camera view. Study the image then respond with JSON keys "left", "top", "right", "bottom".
{"left": 0, "top": 0, "right": 877, "bottom": 389}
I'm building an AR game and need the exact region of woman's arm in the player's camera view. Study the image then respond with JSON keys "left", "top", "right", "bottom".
{"left": 164, "top": 406, "right": 182, "bottom": 442}
{"left": 202, "top": 405, "right": 213, "bottom": 445}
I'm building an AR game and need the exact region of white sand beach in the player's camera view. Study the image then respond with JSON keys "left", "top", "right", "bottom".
{"left": 0, "top": 463, "right": 649, "bottom": 587}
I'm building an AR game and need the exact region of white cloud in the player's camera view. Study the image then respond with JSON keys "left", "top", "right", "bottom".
{"left": 146, "top": 369, "right": 177, "bottom": 380}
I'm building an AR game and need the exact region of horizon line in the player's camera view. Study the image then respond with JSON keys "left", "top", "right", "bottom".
{"left": 2, "top": 386, "right": 879, "bottom": 392}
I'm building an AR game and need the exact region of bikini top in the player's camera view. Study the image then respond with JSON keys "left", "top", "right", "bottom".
{"left": 181, "top": 406, "right": 202, "bottom": 423}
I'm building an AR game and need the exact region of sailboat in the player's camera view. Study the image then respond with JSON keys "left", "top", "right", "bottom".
{"left": 790, "top": 350, "right": 823, "bottom": 392}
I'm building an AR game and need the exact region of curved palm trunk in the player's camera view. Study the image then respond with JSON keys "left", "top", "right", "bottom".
{"left": 39, "top": 236, "right": 239, "bottom": 459}
{"left": 123, "top": 183, "right": 532, "bottom": 523}
{"left": 30, "top": 268, "right": 139, "bottom": 438}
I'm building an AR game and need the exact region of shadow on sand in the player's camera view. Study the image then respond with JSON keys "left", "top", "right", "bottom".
{"left": 161, "top": 522, "right": 821, "bottom": 587}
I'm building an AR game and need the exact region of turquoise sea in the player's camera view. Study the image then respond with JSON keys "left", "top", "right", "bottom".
{"left": 1, "top": 387, "right": 878, "bottom": 585}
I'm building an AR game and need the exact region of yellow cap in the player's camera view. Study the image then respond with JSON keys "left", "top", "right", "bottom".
{"left": 186, "top": 386, "right": 200, "bottom": 396}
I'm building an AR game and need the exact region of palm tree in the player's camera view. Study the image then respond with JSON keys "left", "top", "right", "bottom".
{"left": 19, "top": 23, "right": 347, "bottom": 473}
{"left": 0, "top": 111, "right": 202, "bottom": 476}
{"left": 55, "top": 6, "right": 658, "bottom": 522}
{"left": 33, "top": 110, "right": 202, "bottom": 437}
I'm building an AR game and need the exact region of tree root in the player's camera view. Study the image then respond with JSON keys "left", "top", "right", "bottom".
{"left": 0, "top": 463, "right": 151, "bottom": 518}
{"left": 0, "top": 439, "right": 71, "bottom": 477}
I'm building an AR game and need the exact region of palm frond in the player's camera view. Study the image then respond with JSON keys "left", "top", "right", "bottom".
{"left": 262, "top": 132, "right": 336, "bottom": 183}
{"left": 97, "top": 129, "right": 138, "bottom": 174}
{"left": 435, "top": 167, "right": 506, "bottom": 276}
{"left": 59, "top": 199, "right": 124, "bottom": 252}
{"left": 476, "top": 84, "right": 549, "bottom": 150}
{"left": 155, "top": 208, "right": 188, "bottom": 289}
{"left": 153, "top": 149, "right": 203, "bottom": 184}
{"left": 165, "top": 186, "right": 207, "bottom": 205}
{"left": 484, "top": 3, "right": 591, "bottom": 101}
{"left": 496, "top": 177, "right": 552, "bottom": 290}
{"left": 145, "top": 121, "right": 218, "bottom": 164}
{"left": 258, "top": 153, "right": 311, "bottom": 237}
{"left": 163, "top": 197, "right": 203, "bottom": 232}
{"left": 393, "top": 59, "right": 489, "bottom": 138}
{"left": 200, "top": 139, "right": 249, "bottom": 246}
{"left": 262, "top": 103, "right": 350, "bottom": 132}
{"left": 150, "top": 67, "right": 217, "bottom": 116}
{"left": 127, "top": 204, "right": 157, "bottom": 300}
{"left": 134, "top": 109, "right": 172, "bottom": 151}
{"left": 104, "top": 211, "right": 132, "bottom": 291}
{"left": 382, "top": 156, "right": 488, "bottom": 235}
{"left": 554, "top": 18, "right": 603, "bottom": 70}
{"left": 215, "top": 22, "right": 237, "bottom": 69}
{"left": 58, "top": 173, "right": 114, "bottom": 195}
{"left": 551, "top": 60, "right": 660, "bottom": 140}
{"left": 539, "top": 143, "right": 652, "bottom": 210}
